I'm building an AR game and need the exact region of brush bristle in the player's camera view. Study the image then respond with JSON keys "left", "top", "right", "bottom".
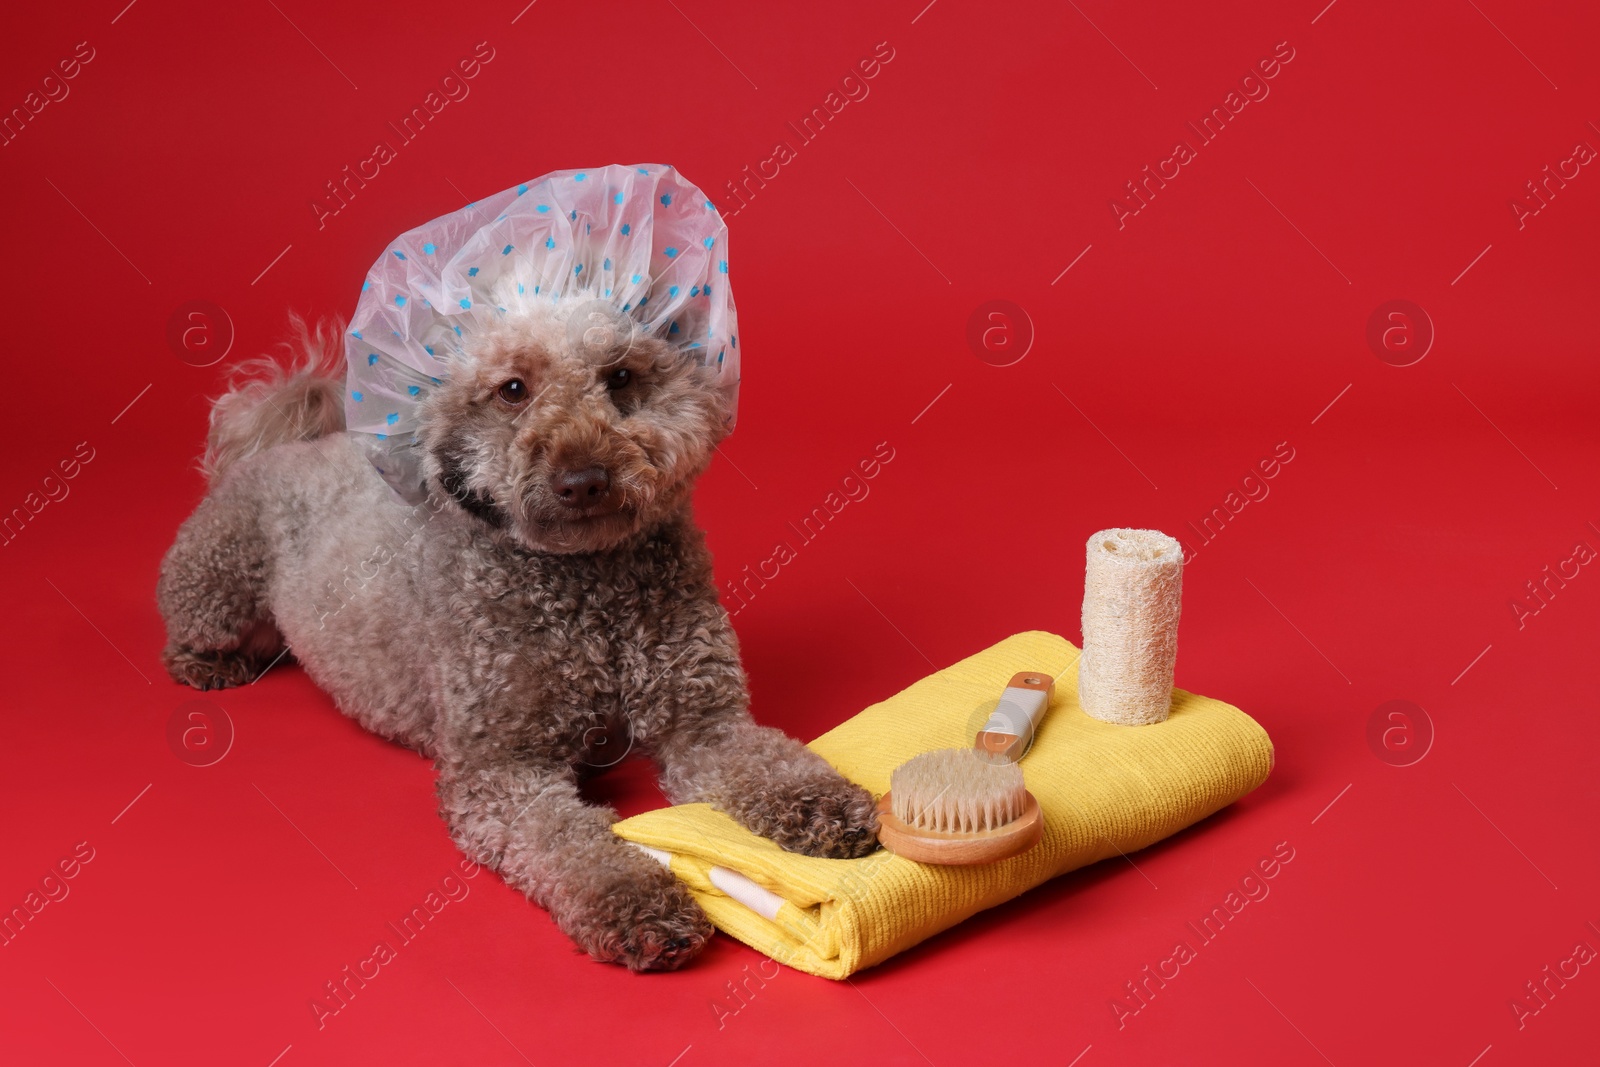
{"left": 890, "top": 749, "right": 1027, "bottom": 834}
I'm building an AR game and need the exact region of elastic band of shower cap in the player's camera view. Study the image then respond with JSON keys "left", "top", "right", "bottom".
{"left": 343, "top": 163, "right": 740, "bottom": 502}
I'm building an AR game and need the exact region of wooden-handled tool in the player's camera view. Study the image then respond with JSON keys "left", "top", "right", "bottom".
{"left": 875, "top": 672, "right": 1055, "bottom": 865}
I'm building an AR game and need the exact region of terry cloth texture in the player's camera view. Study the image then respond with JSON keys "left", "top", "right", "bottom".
{"left": 612, "top": 630, "right": 1274, "bottom": 979}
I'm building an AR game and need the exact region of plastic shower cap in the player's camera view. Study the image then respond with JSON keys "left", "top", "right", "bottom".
{"left": 343, "top": 163, "right": 739, "bottom": 501}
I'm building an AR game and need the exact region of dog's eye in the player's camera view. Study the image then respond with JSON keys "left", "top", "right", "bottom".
{"left": 497, "top": 379, "right": 529, "bottom": 405}
{"left": 605, "top": 368, "right": 632, "bottom": 391}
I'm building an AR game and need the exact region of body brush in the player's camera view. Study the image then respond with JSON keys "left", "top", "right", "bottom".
{"left": 875, "top": 672, "right": 1054, "bottom": 865}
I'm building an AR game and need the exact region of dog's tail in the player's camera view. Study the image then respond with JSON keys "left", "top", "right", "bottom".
{"left": 202, "top": 315, "right": 347, "bottom": 485}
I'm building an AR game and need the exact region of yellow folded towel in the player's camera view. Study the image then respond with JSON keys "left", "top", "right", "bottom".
{"left": 613, "top": 631, "right": 1273, "bottom": 979}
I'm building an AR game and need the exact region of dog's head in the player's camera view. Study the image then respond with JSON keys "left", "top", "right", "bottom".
{"left": 416, "top": 298, "right": 730, "bottom": 553}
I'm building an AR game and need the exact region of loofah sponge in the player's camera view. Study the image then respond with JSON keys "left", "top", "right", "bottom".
{"left": 1078, "top": 528, "right": 1184, "bottom": 726}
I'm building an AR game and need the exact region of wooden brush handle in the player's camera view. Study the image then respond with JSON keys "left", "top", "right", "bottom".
{"left": 974, "top": 671, "right": 1055, "bottom": 762}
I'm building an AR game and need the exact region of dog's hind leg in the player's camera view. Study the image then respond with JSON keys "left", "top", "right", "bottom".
{"left": 157, "top": 480, "right": 283, "bottom": 690}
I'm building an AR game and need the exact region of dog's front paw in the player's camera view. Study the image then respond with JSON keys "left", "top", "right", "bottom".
{"left": 745, "top": 773, "right": 881, "bottom": 859}
{"left": 568, "top": 863, "right": 713, "bottom": 972}
{"left": 163, "top": 645, "right": 260, "bottom": 690}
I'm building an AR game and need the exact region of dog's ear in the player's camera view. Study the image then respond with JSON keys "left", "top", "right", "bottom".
{"left": 430, "top": 436, "right": 508, "bottom": 528}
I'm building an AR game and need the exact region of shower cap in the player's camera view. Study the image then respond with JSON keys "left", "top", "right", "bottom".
{"left": 343, "top": 163, "right": 740, "bottom": 501}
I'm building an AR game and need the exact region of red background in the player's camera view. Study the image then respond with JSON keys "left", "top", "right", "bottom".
{"left": 3, "top": 1, "right": 1597, "bottom": 1064}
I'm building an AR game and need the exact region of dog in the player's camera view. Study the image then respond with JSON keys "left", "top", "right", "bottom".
{"left": 157, "top": 302, "right": 878, "bottom": 971}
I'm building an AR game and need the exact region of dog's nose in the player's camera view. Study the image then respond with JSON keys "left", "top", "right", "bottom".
{"left": 551, "top": 467, "right": 610, "bottom": 508}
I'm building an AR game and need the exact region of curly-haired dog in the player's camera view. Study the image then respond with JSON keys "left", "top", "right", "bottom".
{"left": 157, "top": 303, "right": 879, "bottom": 971}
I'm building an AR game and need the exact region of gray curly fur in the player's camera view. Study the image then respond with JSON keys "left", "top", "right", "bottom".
{"left": 201, "top": 314, "right": 346, "bottom": 485}
{"left": 157, "top": 300, "right": 878, "bottom": 971}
